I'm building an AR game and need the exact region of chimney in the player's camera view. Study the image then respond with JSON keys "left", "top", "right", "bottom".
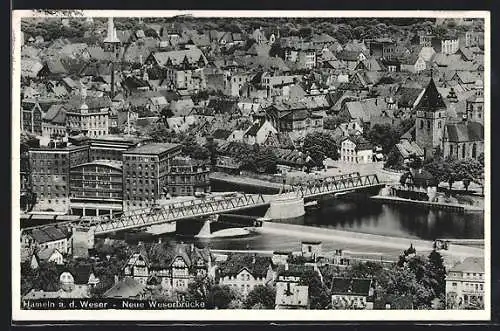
{"left": 191, "top": 243, "right": 195, "bottom": 253}
{"left": 285, "top": 262, "right": 289, "bottom": 271}
{"left": 157, "top": 237, "right": 162, "bottom": 244}
{"left": 252, "top": 254, "right": 256, "bottom": 264}
{"left": 114, "top": 275, "right": 119, "bottom": 284}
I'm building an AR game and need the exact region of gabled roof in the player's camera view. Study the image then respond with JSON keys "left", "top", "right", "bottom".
{"left": 218, "top": 254, "right": 272, "bottom": 278}
{"left": 414, "top": 78, "right": 446, "bottom": 112}
{"left": 43, "top": 104, "right": 66, "bottom": 124}
{"left": 449, "top": 257, "right": 484, "bottom": 273}
{"left": 104, "top": 278, "right": 145, "bottom": 298}
{"left": 396, "top": 140, "right": 424, "bottom": 158}
{"left": 150, "top": 47, "right": 207, "bottom": 67}
{"left": 445, "top": 121, "right": 484, "bottom": 142}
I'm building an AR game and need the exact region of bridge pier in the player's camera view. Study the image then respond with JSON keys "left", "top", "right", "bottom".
{"left": 195, "top": 215, "right": 218, "bottom": 238}
{"left": 71, "top": 226, "right": 95, "bottom": 258}
{"left": 265, "top": 196, "right": 305, "bottom": 220}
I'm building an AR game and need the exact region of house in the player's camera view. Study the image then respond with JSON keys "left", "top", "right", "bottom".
{"left": 263, "top": 101, "right": 323, "bottom": 133}
{"left": 301, "top": 241, "right": 322, "bottom": 260}
{"left": 396, "top": 87, "right": 425, "bottom": 111}
{"left": 275, "top": 275, "right": 309, "bottom": 309}
{"left": 340, "top": 136, "right": 373, "bottom": 164}
{"left": 242, "top": 119, "right": 278, "bottom": 145}
{"left": 22, "top": 226, "right": 70, "bottom": 255}
{"left": 217, "top": 254, "right": 274, "bottom": 297}
{"left": 393, "top": 168, "right": 438, "bottom": 201}
{"left": 337, "top": 50, "right": 367, "bottom": 70}
{"left": 445, "top": 257, "right": 484, "bottom": 309}
{"left": 339, "top": 98, "right": 388, "bottom": 124}
{"left": 331, "top": 277, "right": 374, "bottom": 310}
{"left": 123, "top": 252, "right": 150, "bottom": 285}
{"left": 42, "top": 104, "right": 67, "bottom": 138}
{"left": 103, "top": 277, "right": 146, "bottom": 299}
{"left": 395, "top": 139, "right": 425, "bottom": 164}
{"left": 145, "top": 47, "right": 208, "bottom": 68}
{"left": 400, "top": 54, "right": 427, "bottom": 73}
{"left": 36, "top": 247, "right": 64, "bottom": 265}
{"left": 21, "top": 100, "right": 44, "bottom": 135}
{"left": 432, "top": 35, "right": 460, "bottom": 55}
{"left": 21, "top": 59, "right": 44, "bottom": 78}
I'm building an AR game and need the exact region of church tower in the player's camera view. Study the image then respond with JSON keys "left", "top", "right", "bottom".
{"left": 415, "top": 76, "right": 447, "bottom": 159}
{"left": 103, "top": 17, "right": 121, "bottom": 98}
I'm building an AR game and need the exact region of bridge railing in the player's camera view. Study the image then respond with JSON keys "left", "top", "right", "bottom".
{"left": 83, "top": 193, "right": 267, "bottom": 234}
{"left": 285, "top": 173, "right": 380, "bottom": 198}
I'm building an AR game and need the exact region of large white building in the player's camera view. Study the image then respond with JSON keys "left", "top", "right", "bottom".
{"left": 340, "top": 137, "right": 373, "bottom": 164}
{"left": 445, "top": 257, "right": 484, "bottom": 309}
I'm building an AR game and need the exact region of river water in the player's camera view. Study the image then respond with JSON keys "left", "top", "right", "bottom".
{"left": 118, "top": 181, "right": 484, "bottom": 253}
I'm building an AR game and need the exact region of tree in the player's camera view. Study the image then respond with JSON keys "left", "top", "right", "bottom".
{"left": 386, "top": 267, "right": 434, "bottom": 309}
{"left": 299, "top": 269, "right": 330, "bottom": 309}
{"left": 365, "top": 124, "right": 401, "bottom": 154}
{"left": 302, "top": 131, "right": 339, "bottom": 166}
{"left": 207, "top": 285, "right": 237, "bottom": 309}
{"left": 181, "top": 134, "right": 210, "bottom": 161}
{"left": 384, "top": 147, "right": 405, "bottom": 170}
{"left": 253, "top": 146, "right": 278, "bottom": 174}
{"left": 244, "top": 285, "right": 276, "bottom": 309}
{"left": 160, "top": 107, "right": 174, "bottom": 123}
{"left": 452, "top": 159, "right": 483, "bottom": 191}
{"left": 269, "top": 42, "right": 284, "bottom": 58}
{"left": 426, "top": 250, "right": 447, "bottom": 298}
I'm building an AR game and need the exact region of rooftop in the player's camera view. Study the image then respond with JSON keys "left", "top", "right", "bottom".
{"left": 124, "top": 143, "right": 181, "bottom": 155}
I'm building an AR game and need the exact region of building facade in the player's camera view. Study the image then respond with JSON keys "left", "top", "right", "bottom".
{"left": 122, "top": 143, "right": 182, "bottom": 210}
{"left": 69, "top": 160, "right": 123, "bottom": 216}
{"left": 166, "top": 156, "right": 211, "bottom": 197}
{"left": 29, "top": 145, "right": 90, "bottom": 212}
{"left": 340, "top": 137, "right": 373, "bottom": 164}
{"left": 445, "top": 257, "right": 484, "bottom": 309}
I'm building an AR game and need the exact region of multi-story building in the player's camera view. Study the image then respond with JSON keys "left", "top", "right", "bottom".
{"left": 69, "top": 160, "right": 123, "bottom": 216}
{"left": 331, "top": 277, "right": 374, "bottom": 310}
{"left": 217, "top": 254, "right": 274, "bottom": 298}
{"left": 86, "top": 136, "right": 143, "bottom": 162}
{"left": 21, "top": 100, "right": 43, "bottom": 135}
{"left": 445, "top": 257, "right": 484, "bottom": 309}
{"left": 29, "top": 145, "right": 90, "bottom": 212}
{"left": 432, "top": 36, "right": 460, "bottom": 55}
{"left": 65, "top": 94, "right": 111, "bottom": 138}
{"left": 166, "top": 156, "right": 211, "bottom": 197}
{"left": 122, "top": 143, "right": 182, "bottom": 210}
{"left": 164, "top": 68, "right": 207, "bottom": 93}
{"left": 340, "top": 136, "right": 374, "bottom": 164}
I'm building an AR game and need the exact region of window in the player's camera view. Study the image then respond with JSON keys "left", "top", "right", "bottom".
{"left": 462, "top": 144, "right": 466, "bottom": 159}
{"left": 420, "top": 120, "right": 424, "bottom": 129}
{"left": 427, "top": 120, "right": 431, "bottom": 130}
{"left": 438, "top": 121, "right": 442, "bottom": 129}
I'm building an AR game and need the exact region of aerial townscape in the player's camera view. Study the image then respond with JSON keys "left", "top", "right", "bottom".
{"left": 18, "top": 15, "right": 485, "bottom": 311}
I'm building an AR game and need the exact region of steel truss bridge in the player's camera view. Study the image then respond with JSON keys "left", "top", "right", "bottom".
{"left": 74, "top": 172, "right": 383, "bottom": 235}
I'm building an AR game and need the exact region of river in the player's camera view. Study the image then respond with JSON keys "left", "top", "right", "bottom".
{"left": 117, "top": 185, "right": 484, "bottom": 256}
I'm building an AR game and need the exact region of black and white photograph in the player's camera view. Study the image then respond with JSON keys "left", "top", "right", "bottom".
{"left": 11, "top": 10, "right": 490, "bottom": 321}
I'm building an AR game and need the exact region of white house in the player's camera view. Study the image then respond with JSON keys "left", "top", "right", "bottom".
{"left": 445, "top": 257, "right": 484, "bottom": 309}
{"left": 340, "top": 137, "right": 374, "bottom": 164}
{"left": 243, "top": 119, "right": 278, "bottom": 145}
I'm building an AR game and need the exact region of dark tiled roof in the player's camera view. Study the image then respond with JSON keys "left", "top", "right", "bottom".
{"left": 415, "top": 78, "right": 446, "bottom": 112}
{"left": 445, "top": 121, "right": 484, "bottom": 142}
{"left": 276, "top": 264, "right": 315, "bottom": 278}
{"left": 218, "top": 254, "right": 272, "bottom": 278}
{"left": 212, "top": 129, "right": 232, "bottom": 140}
{"left": 331, "top": 277, "right": 372, "bottom": 296}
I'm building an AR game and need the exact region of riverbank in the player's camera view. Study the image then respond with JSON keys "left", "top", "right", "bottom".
{"left": 370, "top": 195, "right": 484, "bottom": 213}
{"left": 254, "top": 221, "right": 484, "bottom": 260}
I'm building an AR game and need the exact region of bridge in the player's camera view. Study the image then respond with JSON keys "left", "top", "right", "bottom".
{"left": 74, "top": 172, "right": 383, "bottom": 235}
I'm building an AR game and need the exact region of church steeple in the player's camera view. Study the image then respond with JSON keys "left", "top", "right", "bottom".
{"left": 104, "top": 17, "right": 120, "bottom": 44}
{"left": 415, "top": 77, "right": 446, "bottom": 112}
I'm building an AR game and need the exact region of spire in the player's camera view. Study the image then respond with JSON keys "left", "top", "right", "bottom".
{"left": 415, "top": 77, "right": 446, "bottom": 112}
{"left": 104, "top": 17, "right": 120, "bottom": 44}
